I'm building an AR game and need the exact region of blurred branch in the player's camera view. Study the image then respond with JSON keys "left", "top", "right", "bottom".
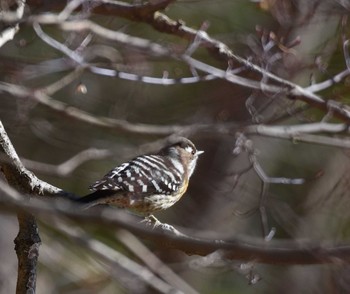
{"left": 2, "top": 80, "right": 350, "bottom": 147}
{"left": 22, "top": 148, "right": 112, "bottom": 177}
{"left": 233, "top": 133, "right": 304, "bottom": 240}
{"left": 1, "top": 180, "right": 350, "bottom": 265}
{"left": 117, "top": 229, "right": 199, "bottom": 294}
{"left": 2, "top": 1, "right": 348, "bottom": 122}
{"left": 32, "top": 14, "right": 350, "bottom": 122}
{"left": 244, "top": 123, "right": 350, "bottom": 148}
{"left": 0, "top": 81, "right": 191, "bottom": 136}
{"left": 0, "top": 119, "right": 75, "bottom": 293}
{"left": 54, "top": 221, "right": 184, "bottom": 294}
{"left": 42, "top": 68, "right": 84, "bottom": 96}
{"left": 25, "top": 0, "right": 176, "bottom": 20}
{"left": 189, "top": 251, "right": 261, "bottom": 285}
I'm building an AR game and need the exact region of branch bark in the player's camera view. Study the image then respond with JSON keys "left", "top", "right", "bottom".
{"left": 2, "top": 181, "right": 350, "bottom": 266}
{"left": 0, "top": 120, "right": 73, "bottom": 294}
{"left": 1, "top": 120, "right": 350, "bottom": 266}
{"left": 14, "top": 212, "right": 41, "bottom": 294}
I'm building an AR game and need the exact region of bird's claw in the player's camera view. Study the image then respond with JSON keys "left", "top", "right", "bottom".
{"left": 141, "top": 215, "right": 176, "bottom": 232}
{"left": 141, "top": 215, "right": 162, "bottom": 228}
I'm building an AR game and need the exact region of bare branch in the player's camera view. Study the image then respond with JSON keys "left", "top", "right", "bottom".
{"left": 0, "top": 120, "right": 64, "bottom": 197}
{"left": 1, "top": 181, "right": 350, "bottom": 265}
{"left": 0, "top": 82, "right": 188, "bottom": 136}
{"left": 117, "top": 229, "right": 199, "bottom": 294}
{"left": 33, "top": 21, "right": 217, "bottom": 85}
{"left": 0, "top": 119, "right": 42, "bottom": 294}
{"left": 55, "top": 222, "right": 183, "bottom": 294}
{"left": 35, "top": 16, "right": 350, "bottom": 122}
{"left": 244, "top": 123, "right": 350, "bottom": 148}
{"left": 22, "top": 148, "right": 112, "bottom": 177}
{"left": 14, "top": 212, "right": 41, "bottom": 294}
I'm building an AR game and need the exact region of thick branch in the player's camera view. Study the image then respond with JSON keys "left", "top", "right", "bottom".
{"left": 0, "top": 120, "right": 75, "bottom": 294}
{"left": 1, "top": 182, "right": 350, "bottom": 266}
{"left": 14, "top": 212, "right": 41, "bottom": 294}
{"left": 0, "top": 121, "right": 68, "bottom": 197}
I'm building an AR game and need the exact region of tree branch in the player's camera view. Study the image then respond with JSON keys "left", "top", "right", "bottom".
{"left": 0, "top": 121, "right": 69, "bottom": 197}
{"left": 54, "top": 221, "right": 184, "bottom": 294}
{"left": 22, "top": 148, "right": 112, "bottom": 177}
{"left": 1, "top": 120, "right": 350, "bottom": 266}
{"left": 42, "top": 16, "right": 350, "bottom": 123}
{"left": 1, "top": 181, "right": 350, "bottom": 266}
{"left": 0, "top": 120, "right": 75, "bottom": 294}
{"left": 14, "top": 212, "right": 41, "bottom": 294}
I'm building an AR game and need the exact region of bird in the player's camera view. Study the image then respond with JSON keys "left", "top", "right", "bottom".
{"left": 78, "top": 137, "right": 203, "bottom": 222}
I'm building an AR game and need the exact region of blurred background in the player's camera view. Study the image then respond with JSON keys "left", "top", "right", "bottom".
{"left": 1, "top": 0, "right": 350, "bottom": 293}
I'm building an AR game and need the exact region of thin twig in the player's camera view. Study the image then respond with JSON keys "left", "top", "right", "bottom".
{"left": 21, "top": 148, "right": 112, "bottom": 177}
{"left": 117, "top": 230, "right": 199, "bottom": 294}
{"left": 55, "top": 221, "right": 182, "bottom": 294}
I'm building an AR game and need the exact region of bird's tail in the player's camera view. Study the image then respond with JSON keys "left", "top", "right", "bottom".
{"left": 76, "top": 190, "right": 115, "bottom": 210}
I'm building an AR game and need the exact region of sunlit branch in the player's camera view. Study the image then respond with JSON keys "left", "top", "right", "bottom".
{"left": 43, "top": 17, "right": 350, "bottom": 122}
{"left": 244, "top": 123, "right": 350, "bottom": 148}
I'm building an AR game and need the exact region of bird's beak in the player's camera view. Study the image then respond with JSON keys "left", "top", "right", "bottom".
{"left": 197, "top": 150, "right": 204, "bottom": 155}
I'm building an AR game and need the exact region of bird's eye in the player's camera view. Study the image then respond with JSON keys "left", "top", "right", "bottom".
{"left": 185, "top": 146, "right": 195, "bottom": 154}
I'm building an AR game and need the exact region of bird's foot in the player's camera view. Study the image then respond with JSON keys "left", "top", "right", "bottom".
{"left": 141, "top": 215, "right": 177, "bottom": 232}
{"left": 141, "top": 215, "right": 162, "bottom": 228}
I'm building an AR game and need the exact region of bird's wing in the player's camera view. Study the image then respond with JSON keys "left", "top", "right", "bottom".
{"left": 90, "top": 156, "right": 182, "bottom": 195}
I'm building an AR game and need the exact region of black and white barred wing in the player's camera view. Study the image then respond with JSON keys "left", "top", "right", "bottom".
{"left": 89, "top": 155, "right": 183, "bottom": 196}
{"left": 89, "top": 162, "right": 129, "bottom": 191}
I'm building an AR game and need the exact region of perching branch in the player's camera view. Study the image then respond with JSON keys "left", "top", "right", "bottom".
{"left": 2, "top": 117, "right": 350, "bottom": 267}
{"left": 1, "top": 179, "right": 350, "bottom": 266}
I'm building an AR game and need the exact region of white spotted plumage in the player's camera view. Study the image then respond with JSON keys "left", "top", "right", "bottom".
{"left": 85, "top": 137, "right": 204, "bottom": 214}
{"left": 90, "top": 154, "right": 183, "bottom": 196}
